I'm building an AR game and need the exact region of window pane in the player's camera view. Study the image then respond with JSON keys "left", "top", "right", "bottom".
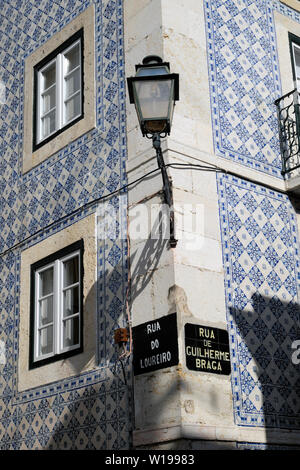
{"left": 42, "top": 62, "right": 56, "bottom": 91}
{"left": 65, "top": 69, "right": 80, "bottom": 98}
{"left": 134, "top": 79, "right": 172, "bottom": 119}
{"left": 64, "top": 44, "right": 80, "bottom": 74}
{"left": 39, "top": 295, "right": 53, "bottom": 325}
{"left": 63, "top": 286, "right": 79, "bottom": 317}
{"left": 64, "top": 93, "right": 81, "bottom": 123}
{"left": 42, "top": 110, "right": 56, "bottom": 138}
{"left": 39, "top": 267, "right": 53, "bottom": 297}
{"left": 39, "top": 326, "right": 53, "bottom": 356}
{"left": 294, "top": 47, "right": 300, "bottom": 80}
{"left": 42, "top": 86, "right": 56, "bottom": 115}
{"left": 63, "top": 317, "right": 79, "bottom": 348}
{"left": 63, "top": 256, "right": 79, "bottom": 287}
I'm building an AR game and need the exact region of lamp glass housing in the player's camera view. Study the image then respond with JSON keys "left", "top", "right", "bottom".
{"left": 127, "top": 59, "right": 179, "bottom": 136}
{"left": 132, "top": 77, "right": 174, "bottom": 134}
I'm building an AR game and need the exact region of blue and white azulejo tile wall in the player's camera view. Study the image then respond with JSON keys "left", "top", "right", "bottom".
{"left": 0, "top": 0, "right": 131, "bottom": 449}
{"left": 217, "top": 173, "right": 300, "bottom": 429}
{"left": 205, "top": 0, "right": 300, "bottom": 431}
{"left": 204, "top": 0, "right": 300, "bottom": 178}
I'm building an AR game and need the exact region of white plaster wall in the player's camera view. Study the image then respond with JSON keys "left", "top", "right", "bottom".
{"left": 124, "top": 0, "right": 164, "bottom": 161}
{"left": 124, "top": 0, "right": 235, "bottom": 444}
{"left": 161, "top": 0, "right": 214, "bottom": 156}
{"left": 124, "top": 0, "right": 300, "bottom": 448}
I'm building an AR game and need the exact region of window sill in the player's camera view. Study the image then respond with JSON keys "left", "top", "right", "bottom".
{"left": 30, "top": 347, "right": 83, "bottom": 370}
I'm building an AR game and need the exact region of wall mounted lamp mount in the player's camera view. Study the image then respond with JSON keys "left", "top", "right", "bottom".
{"left": 127, "top": 55, "right": 179, "bottom": 248}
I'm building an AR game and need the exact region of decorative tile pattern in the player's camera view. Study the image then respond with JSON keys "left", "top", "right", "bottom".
{"left": 0, "top": 0, "right": 131, "bottom": 450}
{"left": 217, "top": 172, "right": 300, "bottom": 428}
{"left": 0, "top": 0, "right": 128, "bottom": 254}
{"left": 204, "top": 0, "right": 300, "bottom": 178}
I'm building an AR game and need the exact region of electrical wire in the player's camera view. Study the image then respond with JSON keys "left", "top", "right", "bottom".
{"left": 166, "top": 162, "right": 224, "bottom": 172}
{"left": 0, "top": 161, "right": 225, "bottom": 259}
{"left": 2, "top": 160, "right": 226, "bottom": 374}
{"left": 167, "top": 162, "right": 221, "bottom": 169}
{"left": 0, "top": 165, "right": 164, "bottom": 259}
{"left": 6, "top": 156, "right": 279, "bottom": 381}
{"left": 113, "top": 160, "right": 226, "bottom": 364}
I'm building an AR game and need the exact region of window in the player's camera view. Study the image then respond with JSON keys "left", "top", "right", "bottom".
{"left": 34, "top": 29, "right": 83, "bottom": 149}
{"left": 23, "top": 6, "right": 95, "bottom": 173}
{"left": 30, "top": 240, "right": 83, "bottom": 368}
{"left": 289, "top": 33, "right": 300, "bottom": 90}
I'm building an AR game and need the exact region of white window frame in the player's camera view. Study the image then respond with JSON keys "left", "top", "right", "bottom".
{"left": 33, "top": 248, "right": 82, "bottom": 364}
{"left": 36, "top": 37, "right": 82, "bottom": 145}
{"left": 291, "top": 41, "right": 300, "bottom": 90}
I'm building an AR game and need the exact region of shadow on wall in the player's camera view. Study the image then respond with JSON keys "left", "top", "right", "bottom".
{"left": 126, "top": 200, "right": 300, "bottom": 450}
{"left": 137, "top": 294, "right": 300, "bottom": 451}
{"left": 229, "top": 292, "right": 300, "bottom": 449}
{"left": 43, "top": 199, "right": 300, "bottom": 450}
{"left": 110, "top": 207, "right": 300, "bottom": 450}
{"left": 44, "top": 200, "right": 168, "bottom": 449}
{"left": 42, "top": 277, "right": 131, "bottom": 450}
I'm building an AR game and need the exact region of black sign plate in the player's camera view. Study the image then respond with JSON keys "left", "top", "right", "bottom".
{"left": 133, "top": 313, "right": 179, "bottom": 375}
{"left": 185, "top": 323, "right": 231, "bottom": 375}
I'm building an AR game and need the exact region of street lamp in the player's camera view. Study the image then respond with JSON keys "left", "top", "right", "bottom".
{"left": 127, "top": 56, "right": 179, "bottom": 247}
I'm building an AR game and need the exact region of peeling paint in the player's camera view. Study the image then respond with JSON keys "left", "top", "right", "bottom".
{"left": 184, "top": 400, "right": 195, "bottom": 414}
{"left": 168, "top": 285, "right": 192, "bottom": 316}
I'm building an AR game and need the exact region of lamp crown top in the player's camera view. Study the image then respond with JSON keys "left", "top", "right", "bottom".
{"left": 142, "top": 55, "right": 163, "bottom": 65}
{"left": 135, "top": 56, "right": 170, "bottom": 73}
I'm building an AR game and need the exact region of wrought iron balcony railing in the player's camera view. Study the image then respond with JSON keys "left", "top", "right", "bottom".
{"left": 275, "top": 89, "right": 300, "bottom": 175}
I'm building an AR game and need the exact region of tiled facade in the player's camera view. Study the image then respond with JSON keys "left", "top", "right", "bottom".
{"left": 0, "top": 0, "right": 131, "bottom": 450}
{"left": 204, "top": 0, "right": 300, "bottom": 177}
{"left": 0, "top": 0, "right": 300, "bottom": 451}
{"left": 218, "top": 173, "right": 300, "bottom": 429}
{"left": 208, "top": 0, "right": 300, "bottom": 441}
{"left": 126, "top": 0, "right": 300, "bottom": 451}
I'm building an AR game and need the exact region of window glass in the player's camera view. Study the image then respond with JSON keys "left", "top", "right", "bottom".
{"left": 41, "top": 111, "right": 56, "bottom": 139}
{"left": 42, "top": 61, "right": 56, "bottom": 90}
{"left": 293, "top": 45, "right": 300, "bottom": 87}
{"left": 65, "top": 94, "right": 81, "bottom": 123}
{"left": 39, "top": 326, "right": 53, "bottom": 356}
{"left": 63, "top": 42, "right": 81, "bottom": 124}
{"left": 65, "top": 71, "right": 81, "bottom": 98}
{"left": 63, "top": 256, "right": 79, "bottom": 287}
{"left": 63, "top": 286, "right": 79, "bottom": 317}
{"left": 64, "top": 43, "right": 80, "bottom": 74}
{"left": 31, "top": 243, "right": 83, "bottom": 367}
{"left": 42, "top": 82, "right": 56, "bottom": 111}
{"left": 62, "top": 254, "right": 80, "bottom": 350}
{"left": 63, "top": 316, "right": 80, "bottom": 348}
{"left": 39, "top": 296, "right": 53, "bottom": 326}
{"left": 35, "top": 33, "right": 82, "bottom": 146}
{"left": 42, "top": 89, "right": 56, "bottom": 116}
{"left": 39, "top": 266, "right": 53, "bottom": 297}
{"left": 37, "top": 266, "right": 54, "bottom": 358}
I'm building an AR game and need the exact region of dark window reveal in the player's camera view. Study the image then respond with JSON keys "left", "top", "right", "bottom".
{"left": 29, "top": 240, "right": 84, "bottom": 369}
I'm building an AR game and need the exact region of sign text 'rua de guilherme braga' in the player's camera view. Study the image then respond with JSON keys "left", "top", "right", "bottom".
{"left": 185, "top": 323, "right": 231, "bottom": 375}
{"left": 133, "top": 313, "right": 179, "bottom": 375}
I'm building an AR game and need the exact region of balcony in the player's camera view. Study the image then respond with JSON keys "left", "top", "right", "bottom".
{"left": 275, "top": 89, "right": 300, "bottom": 190}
